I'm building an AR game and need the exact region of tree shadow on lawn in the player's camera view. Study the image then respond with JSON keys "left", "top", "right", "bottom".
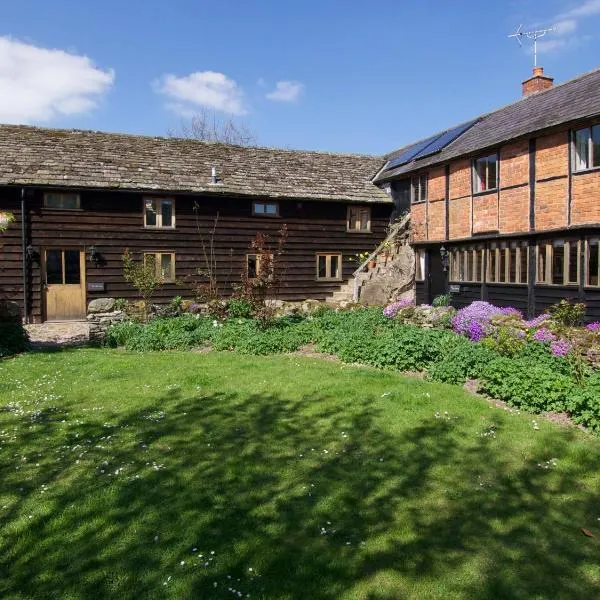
{"left": 1, "top": 387, "right": 600, "bottom": 599}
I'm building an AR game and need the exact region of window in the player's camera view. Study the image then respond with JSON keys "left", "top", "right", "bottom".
{"left": 573, "top": 125, "right": 600, "bottom": 171}
{"left": 144, "top": 252, "right": 176, "bottom": 282}
{"left": 587, "top": 238, "right": 600, "bottom": 287}
{"left": 473, "top": 154, "right": 498, "bottom": 193}
{"left": 247, "top": 253, "right": 273, "bottom": 279}
{"left": 347, "top": 206, "right": 371, "bottom": 232}
{"left": 411, "top": 173, "right": 428, "bottom": 203}
{"left": 536, "top": 240, "right": 579, "bottom": 285}
{"left": 450, "top": 246, "right": 485, "bottom": 282}
{"left": 488, "top": 241, "right": 528, "bottom": 284}
{"left": 415, "top": 249, "right": 425, "bottom": 281}
{"left": 44, "top": 192, "right": 80, "bottom": 210}
{"left": 144, "top": 198, "right": 175, "bottom": 228}
{"left": 316, "top": 253, "right": 342, "bottom": 281}
{"left": 252, "top": 201, "right": 279, "bottom": 217}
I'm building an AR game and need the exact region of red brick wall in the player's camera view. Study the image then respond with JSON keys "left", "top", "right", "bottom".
{"left": 449, "top": 197, "right": 470, "bottom": 239}
{"left": 428, "top": 199, "right": 446, "bottom": 241}
{"left": 500, "top": 140, "right": 529, "bottom": 186}
{"left": 408, "top": 124, "right": 600, "bottom": 243}
{"left": 571, "top": 171, "right": 600, "bottom": 225}
{"left": 411, "top": 202, "right": 427, "bottom": 242}
{"left": 449, "top": 160, "right": 471, "bottom": 200}
{"left": 536, "top": 131, "right": 569, "bottom": 180}
{"left": 472, "top": 194, "right": 498, "bottom": 233}
{"left": 428, "top": 166, "right": 446, "bottom": 201}
{"left": 499, "top": 186, "right": 530, "bottom": 233}
{"left": 535, "top": 178, "right": 568, "bottom": 229}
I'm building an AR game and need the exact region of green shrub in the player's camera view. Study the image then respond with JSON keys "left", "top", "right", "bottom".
{"left": 481, "top": 326, "right": 527, "bottom": 357}
{"left": 225, "top": 298, "right": 256, "bottom": 319}
{"left": 428, "top": 340, "right": 496, "bottom": 385}
{"left": 106, "top": 316, "right": 215, "bottom": 351}
{"left": 432, "top": 294, "right": 450, "bottom": 307}
{"left": 549, "top": 299, "right": 585, "bottom": 327}
{"left": 0, "top": 321, "right": 29, "bottom": 357}
{"left": 480, "top": 357, "right": 575, "bottom": 413}
{"left": 213, "top": 317, "right": 313, "bottom": 354}
{"left": 565, "top": 372, "right": 600, "bottom": 432}
{"left": 104, "top": 321, "right": 143, "bottom": 348}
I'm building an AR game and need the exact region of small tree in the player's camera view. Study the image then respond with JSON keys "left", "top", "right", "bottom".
{"left": 122, "top": 249, "right": 163, "bottom": 321}
{"left": 168, "top": 109, "right": 257, "bottom": 146}
{"left": 235, "top": 225, "right": 288, "bottom": 327}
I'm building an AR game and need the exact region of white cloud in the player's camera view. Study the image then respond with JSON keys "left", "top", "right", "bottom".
{"left": 532, "top": 0, "right": 600, "bottom": 56}
{"left": 154, "top": 71, "right": 246, "bottom": 116}
{"left": 265, "top": 81, "right": 305, "bottom": 102}
{"left": 0, "top": 36, "right": 114, "bottom": 123}
{"left": 561, "top": 0, "right": 600, "bottom": 18}
{"left": 553, "top": 19, "right": 578, "bottom": 36}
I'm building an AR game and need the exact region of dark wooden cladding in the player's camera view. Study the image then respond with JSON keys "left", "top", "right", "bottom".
{"left": 0, "top": 187, "right": 392, "bottom": 321}
{"left": 449, "top": 283, "right": 481, "bottom": 309}
{"left": 415, "top": 281, "right": 427, "bottom": 305}
{"left": 486, "top": 284, "right": 529, "bottom": 313}
{"left": 534, "top": 285, "right": 581, "bottom": 315}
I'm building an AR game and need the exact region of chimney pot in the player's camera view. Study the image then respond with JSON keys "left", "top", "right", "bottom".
{"left": 522, "top": 66, "right": 554, "bottom": 97}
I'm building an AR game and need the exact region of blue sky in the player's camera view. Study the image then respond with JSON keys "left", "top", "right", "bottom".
{"left": 2, "top": 0, "right": 600, "bottom": 155}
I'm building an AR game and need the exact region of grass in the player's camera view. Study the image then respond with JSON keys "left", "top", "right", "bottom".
{"left": 1, "top": 349, "right": 600, "bottom": 599}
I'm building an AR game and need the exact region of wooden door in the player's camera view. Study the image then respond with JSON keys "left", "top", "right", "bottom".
{"left": 43, "top": 248, "right": 86, "bottom": 321}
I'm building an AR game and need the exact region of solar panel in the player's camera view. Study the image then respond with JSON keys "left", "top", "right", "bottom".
{"left": 385, "top": 133, "right": 442, "bottom": 170}
{"left": 413, "top": 119, "right": 478, "bottom": 161}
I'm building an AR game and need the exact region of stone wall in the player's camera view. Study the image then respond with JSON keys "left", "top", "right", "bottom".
{"left": 87, "top": 298, "right": 127, "bottom": 343}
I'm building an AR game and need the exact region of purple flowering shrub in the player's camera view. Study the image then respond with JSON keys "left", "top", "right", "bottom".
{"left": 451, "top": 301, "right": 522, "bottom": 341}
{"left": 586, "top": 322, "right": 600, "bottom": 332}
{"left": 533, "top": 327, "right": 556, "bottom": 343}
{"left": 383, "top": 299, "right": 414, "bottom": 318}
{"left": 551, "top": 339, "right": 572, "bottom": 357}
{"left": 524, "top": 313, "right": 550, "bottom": 329}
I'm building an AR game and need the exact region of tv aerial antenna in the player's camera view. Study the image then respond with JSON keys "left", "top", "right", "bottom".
{"left": 508, "top": 25, "right": 554, "bottom": 67}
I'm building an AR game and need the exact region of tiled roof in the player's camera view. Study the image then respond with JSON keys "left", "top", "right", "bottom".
{"left": 0, "top": 124, "right": 390, "bottom": 204}
{"left": 375, "top": 67, "right": 600, "bottom": 182}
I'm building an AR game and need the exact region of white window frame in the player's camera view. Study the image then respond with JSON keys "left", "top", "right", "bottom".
{"left": 411, "top": 173, "right": 428, "bottom": 203}
{"left": 347, "top": 205, "right": 371, "bottom": 232}
{"left": 144, "top": 197, "right": 175, "bottom": 229}
{"left": 252, "top": 201, "right": 279, "bottom": 217}
{"left": 316, "top": 253, "right": 342, "bottom": 281}
{"left": 473, "top": 154, "right": 498, "bottom": 193}
{"left": 486, "top": 241, "right": 528, "bottom": 284}
{"left": 43, "top": 192, "right": 81, "bottom": 210}
{"left": 144, "top": 251, "right": 176, "bottom": 283}
{"left": 573, "top": 125, "right": 600, "bottom": 172}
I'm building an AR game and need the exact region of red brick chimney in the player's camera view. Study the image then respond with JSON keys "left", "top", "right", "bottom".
{"left": 522, "top": 66, "right": 554, "bottom": 96}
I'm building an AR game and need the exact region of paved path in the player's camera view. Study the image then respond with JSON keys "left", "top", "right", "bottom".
{"left": 25, "top": 322, "right": 90, "bottom": 348}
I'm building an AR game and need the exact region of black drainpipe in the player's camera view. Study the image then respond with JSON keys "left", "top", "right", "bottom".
{"left": 20, "top": 187, "right": 28, "bottom": 323}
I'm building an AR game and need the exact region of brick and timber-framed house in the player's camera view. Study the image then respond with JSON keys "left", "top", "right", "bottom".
{"left": 0, "top": 126, "right": 391, "bottom": 323}
{"left": 375, "top": 67, "right": 600, "bottom": 320}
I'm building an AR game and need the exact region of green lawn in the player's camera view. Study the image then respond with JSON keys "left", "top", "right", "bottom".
{"left": 1, "top": 349, "right": 600, "bottom": 599}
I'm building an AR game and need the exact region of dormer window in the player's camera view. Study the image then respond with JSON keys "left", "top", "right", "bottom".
{"left": 473, "top": 154, "right": 498, "bottom": 193}
{"left": 144, "top": 198, "right": 175, "bottom": 228}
